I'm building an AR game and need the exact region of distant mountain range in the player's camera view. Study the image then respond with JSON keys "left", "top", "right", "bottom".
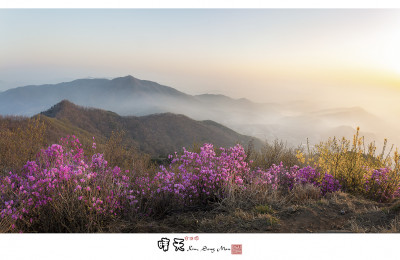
{"left": 0, "top": 75, "right": 279, "bottom": 120}
{"left": 0, "top": 76, "right": 194, "bottom": 116}
{"left": 0, "top": 75, "right": 395, "bottom": 147}
{"left": 39, "top": 100, "right": 260, "bottom": 157}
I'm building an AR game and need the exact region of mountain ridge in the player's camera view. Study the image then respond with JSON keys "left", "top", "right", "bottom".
{"left": 40, "top": 100, "right": 262, "bottom": 157}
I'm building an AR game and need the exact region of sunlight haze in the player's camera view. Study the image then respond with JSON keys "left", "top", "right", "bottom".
{"left": 2, "top": 9, "right": 400, "bottom": 145}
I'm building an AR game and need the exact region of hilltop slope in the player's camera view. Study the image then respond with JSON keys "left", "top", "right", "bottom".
{"left": 40, "top": 100, "right": 261, "bottom": 156}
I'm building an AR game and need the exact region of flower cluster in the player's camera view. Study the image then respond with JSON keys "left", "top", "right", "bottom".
{"left": 2, "top": 136, "right": 398, "bottom": 233}
{"left": 0, "top": 136, "right": 137, "bottom": 232}
{"left": 249, "top": 163, "right": 341, "bottom": 195}
{"left": 151, "top": 144, "right": 250, "bottom": 206}
{"left": 363, "top": 167, "right": 400, "bottom": 202}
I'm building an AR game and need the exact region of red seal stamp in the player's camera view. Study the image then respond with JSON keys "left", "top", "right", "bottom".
{"left": 231, "top": 244, "right": 242, "bottom": 255}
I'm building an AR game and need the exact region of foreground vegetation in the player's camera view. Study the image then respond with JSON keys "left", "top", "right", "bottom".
{"left": 1, "top": 117, "right": 400, "bottom": 233}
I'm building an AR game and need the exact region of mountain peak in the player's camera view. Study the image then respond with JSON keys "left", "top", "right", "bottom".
{"left": 58, "top": 99, "right": 75, "bottom": 106}
{"left": 110, "top": 75, "right": 148, "bottom": 91}
{"left": 112, "top": 75, "right": 139, "bottom": 83}
{"left": 120, "top": 75, "right": 136, "bottom": 79}
{"left": 41, "top": 99, "right": 79, "bottom": 117}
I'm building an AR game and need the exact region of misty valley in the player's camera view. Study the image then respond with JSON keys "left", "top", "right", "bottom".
{"left": 1, "top": 75, "right": 396, "bottom": 149}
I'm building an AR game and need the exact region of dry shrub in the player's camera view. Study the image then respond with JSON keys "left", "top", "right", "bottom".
{"left": 298, "top": 128, "right": 400, "bottom": 199}
{"left": 101, "top": 130, "right": 156, "bottom": 175}
{"left": 289, "top": 183, "right": 322, "bottom": 204}
{"left": 0, "top": 116, "right": 46, "bottom": 175}
{"left": 252, "top": 139, "right": 301, "bottom": 169}
{"left": 219, "top": 181, "right": 287, "bottom": 212}
{"left": 220, "top": 179, "right": 322, "bottom": 215}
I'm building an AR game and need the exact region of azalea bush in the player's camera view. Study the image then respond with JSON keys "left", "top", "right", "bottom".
{"left": 249, "top": 163, "right": 341, "bottom": 195}
{"left": 146, "top": 144, "right": 252, "bottom": 214}
{"left": 1, "top": 134, "right": 399, "bottom": 233}
{"left": 363, "top": 167, "right": 400, "bottom": 202}
{"left": 0, "top": 136, "right": 137, "bottom": 232}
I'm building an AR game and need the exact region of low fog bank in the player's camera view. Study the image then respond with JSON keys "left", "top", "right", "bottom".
{"left": 180, "top": 98, "right": 400, "bottom": 152}
{"left": 115, "top": 92, "right": 399, "bottom": 153}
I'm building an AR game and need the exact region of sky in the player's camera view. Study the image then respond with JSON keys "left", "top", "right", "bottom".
{"left": 1, "top": 9, "right": 400, "bottom": 117}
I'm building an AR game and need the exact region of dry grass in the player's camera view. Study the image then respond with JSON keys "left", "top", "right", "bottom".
{"left": 251, "top": 139, "right": 301, "bottom": 169}
{"left": 288, "top": 183, "right": 322, "bottom": 204}
{"left": 0, "top": 116, "right": 46, "bottom": 175}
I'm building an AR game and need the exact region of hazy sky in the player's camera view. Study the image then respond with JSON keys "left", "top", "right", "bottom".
{"left": 2, "top": 9, "right": 400, "bottom": 115}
